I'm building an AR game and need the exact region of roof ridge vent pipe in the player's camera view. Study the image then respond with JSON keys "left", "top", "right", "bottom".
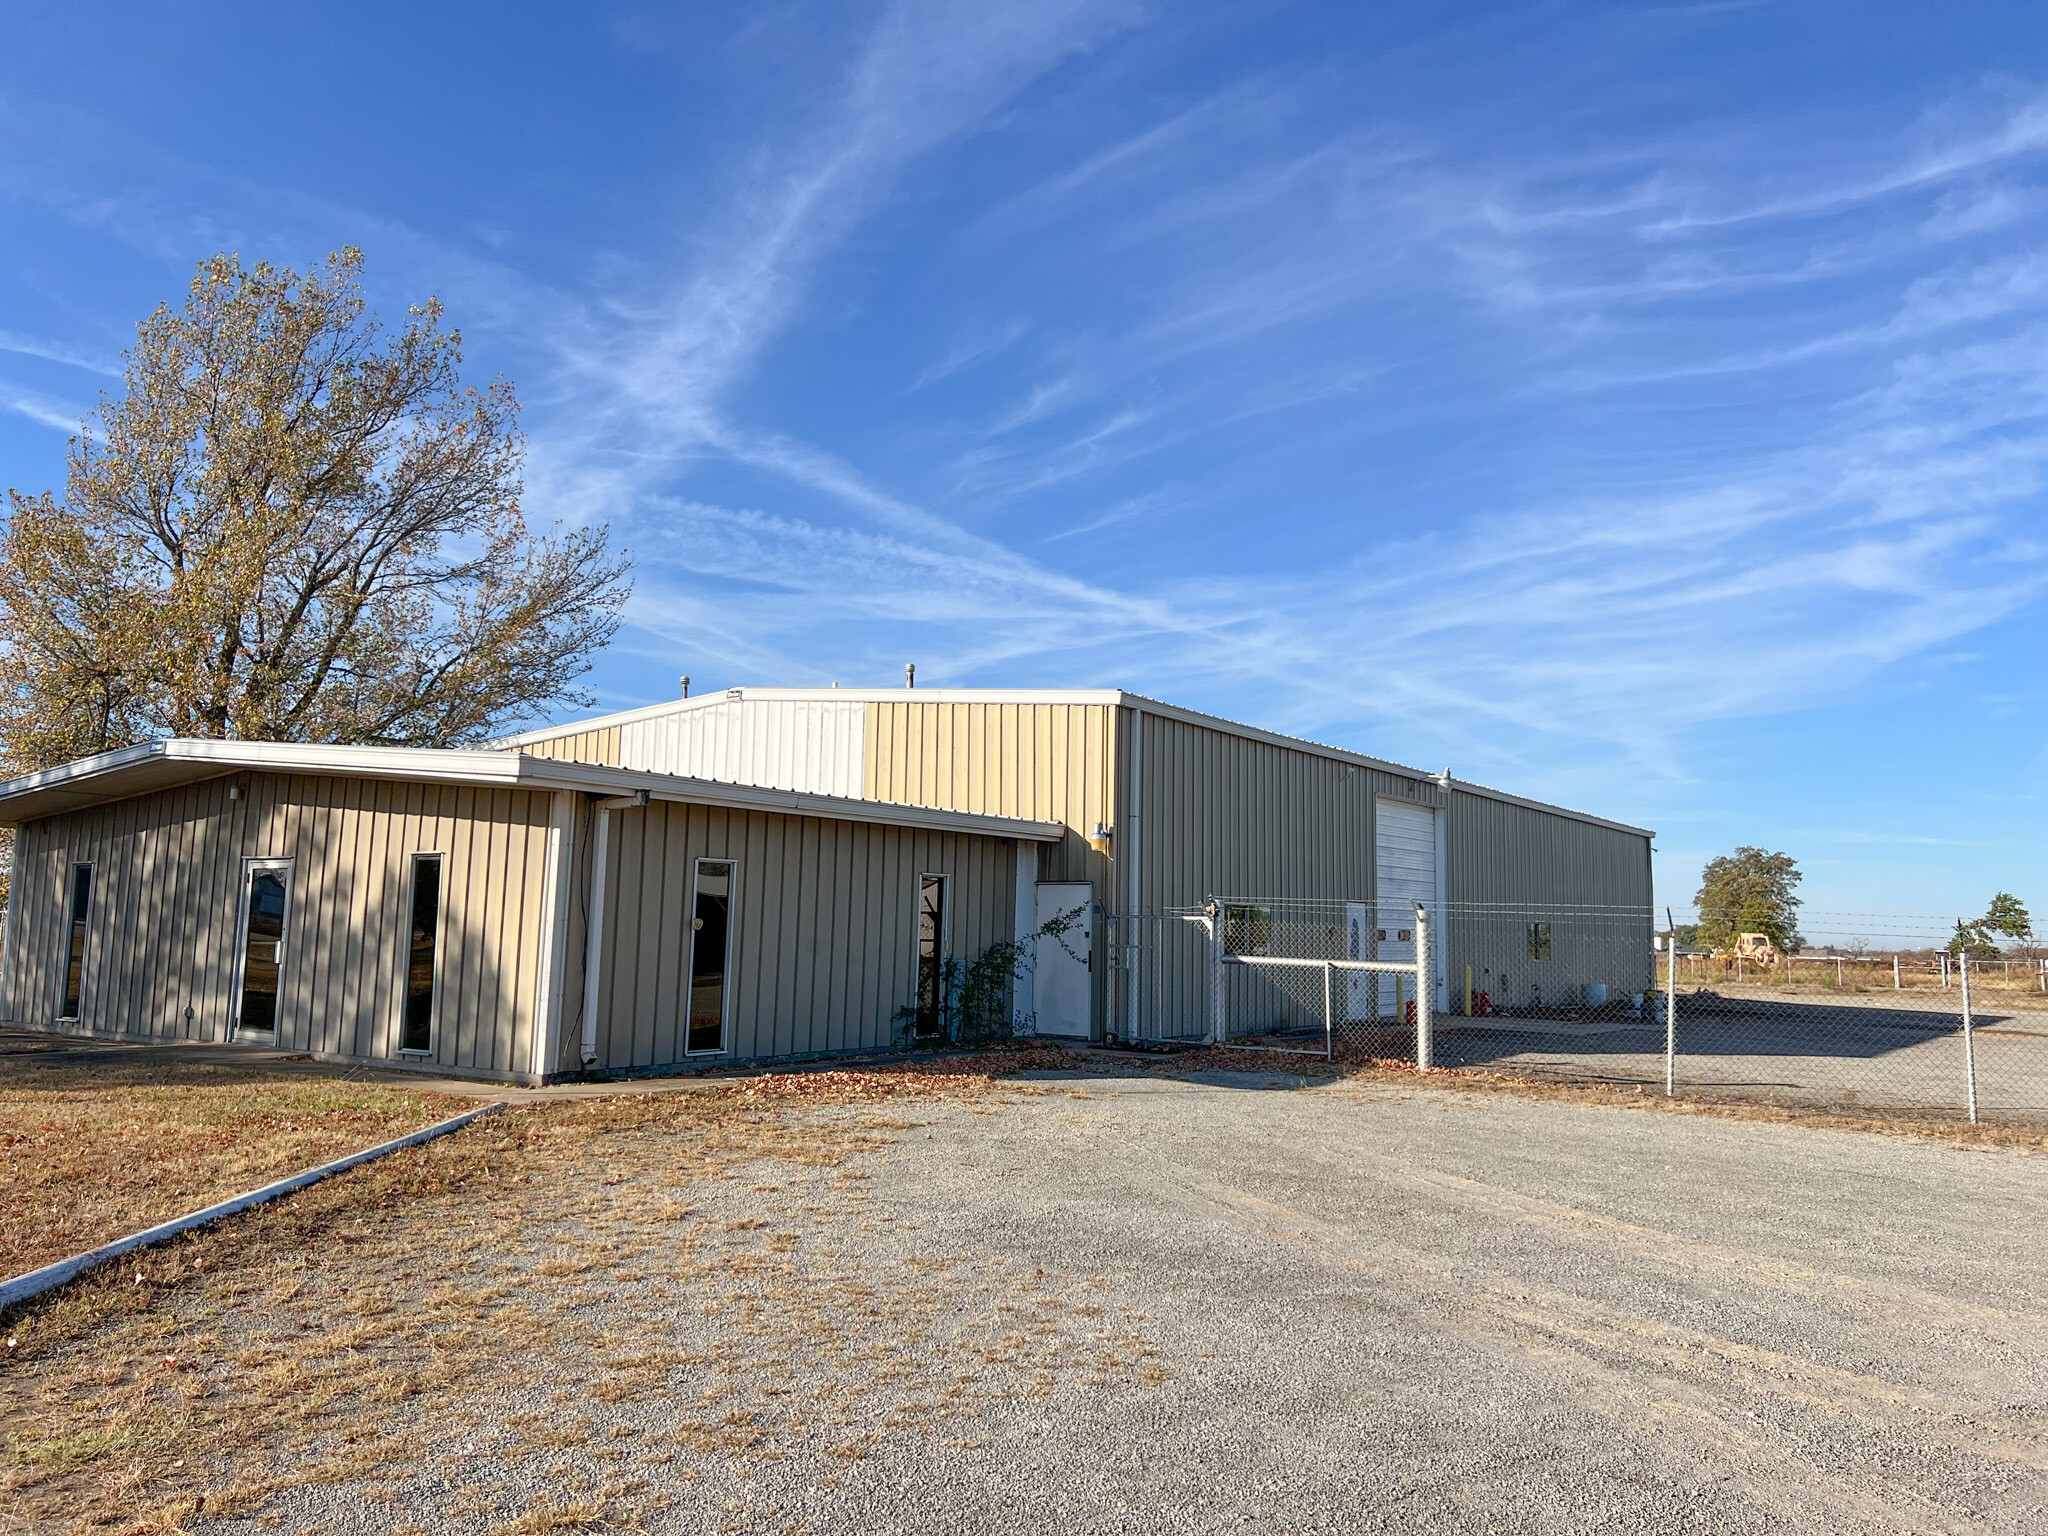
{"left": 680, "top": 675, "right": 690, "bottom": 699}
{"left": 906, "top": 662, "right": 916, "bottom": 688}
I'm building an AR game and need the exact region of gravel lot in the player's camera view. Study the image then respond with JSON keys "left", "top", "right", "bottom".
{"left": 180, "top": 1066, "right": 2048, "bottom": 1536}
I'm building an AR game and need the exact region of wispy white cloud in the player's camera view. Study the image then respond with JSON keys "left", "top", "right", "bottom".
{"left": 0, "top": 328, "right": 120, "bottom": 376}
{"left": 907, "top": 316, "right": 1032, "bottom": 390}
{"left": 5, "top": 10, "right": 2047, "bottom": 837}
{"left": 0, "top": 383, "right": 86, "bottom": 433}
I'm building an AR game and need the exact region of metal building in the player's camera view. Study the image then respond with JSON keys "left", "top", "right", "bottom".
{"left": 0, "top": 689, "right": 1650, "bottom": 1079}
{"left": 0, "top": 739, "right": 1059, "bottom": 1084}
{"left": 499, "top": 687, "right": 1656, "bottom": 1042}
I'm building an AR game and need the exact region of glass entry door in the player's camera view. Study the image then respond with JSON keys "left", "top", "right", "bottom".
{"left": 233, "top": 859, "right": 293, "bottom": 1039}
{"left": 685, "top": 860, "right": 733, "bottom": 1054}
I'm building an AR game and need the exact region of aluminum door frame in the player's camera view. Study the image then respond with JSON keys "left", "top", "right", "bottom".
{"left": 229, "top": 856, "right": 295, "bottom": 1042}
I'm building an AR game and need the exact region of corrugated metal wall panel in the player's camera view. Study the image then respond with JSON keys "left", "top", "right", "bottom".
{"left": 1124, "top": 707, "right": 1651, "bottom": 1030}
{"left": 520, "top": 726, "right": 622, "bottom": 766}
{"left": 1445, "top": 786, "right": 1655, "bottom": 1007}
{"left": 0, "top": 773, "right": 558, "bottom": 1082}
{"left": 862, "top": 700, "right": 1114, "bottom": 888}
{"left": 1131, "top": 709, "right": 1390, "bottom": 908}
{"left": 619, "top": 698, "right": 868, "bottom": 796}
{"left": 589, "top": 802, "right": 1018, "bottom": 1070}
{"left": 862, "top": 699, "right": 1116, "bottom": 1034}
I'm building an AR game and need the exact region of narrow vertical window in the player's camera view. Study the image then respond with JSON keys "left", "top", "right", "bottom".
{"left": 1527, "top": 922, "right": 1551, "bottom": 961}
{"left": 916, "top": 874, "right": 948, "bottom": 1037}
{"left": 687, "top": 860, "right": 734, "bottom": 1054}
{"left": 58, "top": 863, "right": 92, "bottom": 1019}
{"left": 401, "top": 854, "right": 442, "bottom": 1053}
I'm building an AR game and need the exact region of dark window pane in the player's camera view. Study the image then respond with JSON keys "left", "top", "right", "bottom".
{"left": 687, "top": 862, "right": 733, "bottom": 1054}
{"left": 1225, "top": 903, "right": 1270, "bottom": 956}
{"left": 59, "top": 864, "right": 91, "bottom": 1019}
{"left": 238, "top": 869, "right": 289, "bottom": 1033}
{"left": 401, "top": 856, "right": 441, "bottom": 1052}
{"left": 916, "top": 875, "right": 946, "bottom": 1037}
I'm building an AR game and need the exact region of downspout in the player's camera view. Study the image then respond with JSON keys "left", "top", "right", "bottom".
{"left": 1125, "top": 703, "right": 1142, "bottom": 1044}
{"left": 0, "top": 825, "right": 17, "bottom": 1025}
{"left": 579, "top": 790, "right": 648, "bottom": 1068}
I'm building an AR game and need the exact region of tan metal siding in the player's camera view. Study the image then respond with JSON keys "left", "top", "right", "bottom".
{"left": 861, "top": 700, "right": 1114, "bottom": 889}
{"left": 1, "top": 773, "right": 557, "bottom": 1082}
{"left": 863, "top": 698, "right": 1116, "bottom": 1034}
{"left": 516, "top": 726, "right": 622, "bottom": 766}
{"left": 591, "top": 802, "right": 1018, "bottom": 1070}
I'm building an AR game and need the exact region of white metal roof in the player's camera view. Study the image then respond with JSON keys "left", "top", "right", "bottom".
{"left": 496, "top": 686, "right": 1655, "bottom": 839}
{"left": 0, "top": 738, "right": 1068, "bottom": 842}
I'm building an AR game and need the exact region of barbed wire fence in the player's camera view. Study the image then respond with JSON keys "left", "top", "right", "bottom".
{"left": 1104, "top": 900, "right": 2048, "bottom": 1126}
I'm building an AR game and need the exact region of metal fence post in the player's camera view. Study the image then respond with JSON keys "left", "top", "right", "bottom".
{"left": 1894, "top": 954, "right": 1901, "bottom": 990}
{"left": 1665, "top": 924, "right": 1678, "bottom": 1097}
{"left": 1205, "top": 898, "right": 1224, "bottom": 1046}
{"left": 1322, "top": 960, "right": 1334, "bottom": 1061}
{"left": 1961, "top": 948, "right": 1978, "bottom": 1125}
{"left": 1414, "top": 901, "right": 1433, "bottom": 1071}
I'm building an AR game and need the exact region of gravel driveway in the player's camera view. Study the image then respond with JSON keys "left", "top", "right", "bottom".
{"left": 211, "top": 1068, "right": 2048, "bottom": 1535}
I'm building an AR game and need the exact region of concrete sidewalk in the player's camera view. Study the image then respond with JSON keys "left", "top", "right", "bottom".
{"left": 0, "top": 1025, "right": 1104, "bottom": 1104}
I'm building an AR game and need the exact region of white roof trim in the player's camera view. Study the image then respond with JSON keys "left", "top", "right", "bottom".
{"left": 499, "top": 687, "right": 1653, "bottom": 839}
{"left": 0, "top": 739, "right": 1067, "bottom": 842}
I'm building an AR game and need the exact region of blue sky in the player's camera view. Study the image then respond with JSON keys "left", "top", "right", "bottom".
{"left": 2, "top": 1, "right": 2045, "bottom": 935}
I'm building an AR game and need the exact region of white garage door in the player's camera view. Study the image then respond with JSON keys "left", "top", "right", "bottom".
{"left": 1376, "top": 800, "right": 1441, "bottom": 1010}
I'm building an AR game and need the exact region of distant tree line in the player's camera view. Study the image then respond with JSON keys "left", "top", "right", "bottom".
{"left": 1677, "top": 845, "right": 2034, "bottom": 964}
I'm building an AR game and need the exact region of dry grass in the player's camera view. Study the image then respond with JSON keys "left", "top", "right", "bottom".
{"left": 1671, "top": 960, "right": 2048, "bottom": 1000}
{"left": 1162, "top": 1042, "right": 2048, "bottom": 1151}
{"left": 0, "top": 1048, "right": 1139, "bottom": 1534}
{"left": 0, "top": 1042, "right": 472, "bottom": 1276}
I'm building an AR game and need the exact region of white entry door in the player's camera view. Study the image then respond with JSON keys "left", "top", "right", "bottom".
{"left": 1034, "top": 883, "right": 1093, "bottom": 1038}
{"left": 1376, "top": 800, "right": 1439, "bottom": 1015}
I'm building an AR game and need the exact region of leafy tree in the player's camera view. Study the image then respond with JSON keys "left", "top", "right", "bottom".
{"left": 1949, "top": 892, "right": 2032, "bottom": 960}
{"left": 0, "top": 248, "right": 630, "bottom": 774}
{"left": 1694, "top": 847, "right": 1802, "bottom": 955}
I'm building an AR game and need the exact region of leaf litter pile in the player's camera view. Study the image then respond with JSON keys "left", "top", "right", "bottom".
{"left": 0, "top": 1047, "right": 1161, "bottom": 1534}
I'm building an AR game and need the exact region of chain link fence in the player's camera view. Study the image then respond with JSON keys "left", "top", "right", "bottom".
{"left": 1105, "top": 899, "right": 2047, "bottom": 1125}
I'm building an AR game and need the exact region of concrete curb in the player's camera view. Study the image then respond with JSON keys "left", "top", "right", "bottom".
{"left": 0, "top": 1101, "right": 507, "bottom": 1315}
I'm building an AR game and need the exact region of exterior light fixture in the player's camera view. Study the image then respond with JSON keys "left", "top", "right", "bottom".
{"left": 1088, "top": 821, "right": 1113, "bottom": 853}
